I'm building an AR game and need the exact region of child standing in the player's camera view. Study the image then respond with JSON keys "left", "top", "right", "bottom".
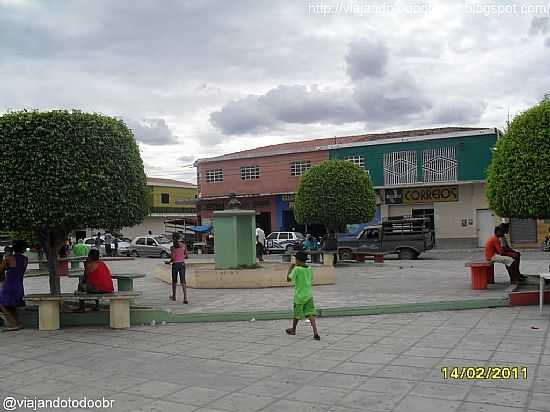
{"left": 286, "top": 250, "right": 320, "bottom": 340}
{"left": 167, "top": 237, "right": 189, "bottom": 304}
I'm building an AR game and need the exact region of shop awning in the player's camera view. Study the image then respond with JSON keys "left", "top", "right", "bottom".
{"left": 190, "top": 224, "right": 213, "bottom": 233}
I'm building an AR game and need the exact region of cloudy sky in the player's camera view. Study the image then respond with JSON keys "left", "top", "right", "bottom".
{"left": 1, "top": 0, "right": 549, "bottom": 182}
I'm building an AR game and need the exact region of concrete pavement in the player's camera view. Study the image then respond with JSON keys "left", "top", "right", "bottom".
{"left": 22, "top": 253, "right": 533, "bottom": 314}
{"left": 1, "top": 306, "right": 549, "bottom": 411}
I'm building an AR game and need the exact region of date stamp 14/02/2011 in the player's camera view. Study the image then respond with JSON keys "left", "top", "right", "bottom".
{"left": 441, "top": 366, "right": 528, "bottom": 380}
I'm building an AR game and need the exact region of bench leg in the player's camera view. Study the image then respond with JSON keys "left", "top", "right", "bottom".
{"left": 39, "top": 301, "right": 60, "bottom": 331}
{"left": 110, "top": 299, "right": 130, "bottom": 329}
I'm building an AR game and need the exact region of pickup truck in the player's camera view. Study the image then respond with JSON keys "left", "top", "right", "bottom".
{"left": 337, "top": 217, "right": 434, "bottom": 260}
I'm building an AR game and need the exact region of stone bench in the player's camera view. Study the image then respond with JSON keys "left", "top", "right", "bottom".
{"left": 67, "top": 272, "right": 145, "bottom": 292}
{"left": 24, "top": 291, "right": 141, "bottom": 331}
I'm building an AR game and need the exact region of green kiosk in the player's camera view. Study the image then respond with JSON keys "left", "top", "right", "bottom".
{"left": 213, "top": 193, "right": 256, "bottom": 270}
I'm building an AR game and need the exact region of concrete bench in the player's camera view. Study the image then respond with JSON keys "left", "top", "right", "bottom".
{"left": 465, "top": 261, "right": 495, "bottom": 289}
{"left": 67, "top": 272, "right": 145, "bottom": 292}
{"left": 24, "top": 291, "right": 141, "bottom": 331}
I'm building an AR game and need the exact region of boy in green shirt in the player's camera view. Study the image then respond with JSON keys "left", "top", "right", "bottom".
{"left": 73, "top": 239, "right": 89, "bottom": 257}
{"left": 286, "top": 250, "right": 320, "bottom": 340}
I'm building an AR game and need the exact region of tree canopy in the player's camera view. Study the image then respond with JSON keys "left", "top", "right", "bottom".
{"left": 0, "top": 110, "right": 149, "bottom": 292}
{"left": 487, "top": 99, "right": 550, "bottom": 219}
{"left": 294, "top": 160, "right": 376, "bottom": 226}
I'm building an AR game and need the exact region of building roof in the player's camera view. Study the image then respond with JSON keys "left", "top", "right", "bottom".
{"left": 146, "top": 177, "right": 196, "bottom": 189}
{"left": 195, "top": 127, "right": 497, "bottom": 164}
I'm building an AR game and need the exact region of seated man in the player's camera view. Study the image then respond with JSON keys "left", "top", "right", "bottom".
{"left": 302, "top": 235, "right": 319, "bottom": 250}
{"left": 498, "top": 223, "right": 527, "bottom": 280}
{"left": 77, "top": 249, "right": 114, "bottom": 310}
{"left": 485, "top": 226, "right": 522, "bottom": 284}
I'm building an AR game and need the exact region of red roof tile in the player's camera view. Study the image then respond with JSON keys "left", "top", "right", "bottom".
{"left": 197, "top": 127, "right": 493, "bottom": 163}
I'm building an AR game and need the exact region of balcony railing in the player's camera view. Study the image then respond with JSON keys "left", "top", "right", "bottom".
{"left": 150, "top": 206, "right": 196, "bottom": 214}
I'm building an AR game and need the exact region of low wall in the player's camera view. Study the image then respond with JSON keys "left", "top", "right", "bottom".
{"left": 153, "top": 262, "right": 336, "bottom": 289}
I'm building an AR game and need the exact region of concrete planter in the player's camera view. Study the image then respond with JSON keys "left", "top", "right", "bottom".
{"left": 153, "top": 262, "right": 336, "bottom": 289}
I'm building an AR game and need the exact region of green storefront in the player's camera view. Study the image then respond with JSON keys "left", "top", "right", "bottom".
{"left": 330, "top": 129, "right": 500, "bottom": 248}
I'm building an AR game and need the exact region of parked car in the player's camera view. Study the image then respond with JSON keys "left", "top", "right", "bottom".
{"left": 0, "top": 235, "right": 12, "bottom": 260}
{"left": 82, "top": 237, "right": 132, "bottom": 256}
{"left": 337, "top": 217, "right": 435, "bottom": 260}
{"left": 130, "top": 235, "right": 172, "bottom": 258}
{"left": 265, "top": 231, "right": 305, "bottom": 253}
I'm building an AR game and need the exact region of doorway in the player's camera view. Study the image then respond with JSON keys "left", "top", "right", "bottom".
{"left": 255, "top": 212, "right": 271, "bottom": 235}
{"left": 476, "top": 209, "right": 495, "bottom": 247}
{"left": 412, "top": 208, "right": 435, "bottom": 241}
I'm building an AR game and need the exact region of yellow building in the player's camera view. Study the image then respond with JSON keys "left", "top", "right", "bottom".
{"left": 122, "top": 177, "right": 197, "bottom": 239}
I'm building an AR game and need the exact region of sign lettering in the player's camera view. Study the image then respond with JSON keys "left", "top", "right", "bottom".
{"left": 384, "top": 185, "right": 458, "bottom": 205}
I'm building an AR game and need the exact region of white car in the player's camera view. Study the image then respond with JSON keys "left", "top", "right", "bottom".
{"left": 130, "top": 235, "right": 172, "bottom": 258}
{"left": 82, "top": 237, "right": 132, "bottom": 256}
{"left": 265, "top": 231, "right": 305, "bottom": 253}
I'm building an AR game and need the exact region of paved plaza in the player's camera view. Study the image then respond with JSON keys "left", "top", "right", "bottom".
{"left": 24, "top": 249, "right": 550, "bottom": 314}
{"left": 1, "top": 306, "right": 549, "bottom": 412}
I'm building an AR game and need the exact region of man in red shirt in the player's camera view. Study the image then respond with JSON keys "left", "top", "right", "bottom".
{"left": 77, "top": 249, "right": 114, "bottom": 311}
{"left": 485, "top": 226, "right": 521, "bottom": 284}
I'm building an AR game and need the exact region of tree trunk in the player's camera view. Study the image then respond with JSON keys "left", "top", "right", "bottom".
{"left": 38, "top": 228, "right": 66, "bottom": 295}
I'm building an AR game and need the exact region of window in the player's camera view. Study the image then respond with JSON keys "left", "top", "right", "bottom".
{"left": 384, "top": 151, "right": 417, "bottom": 185}
{"left": 241, "top": 165, "right": 260, "bottom": 180}
{"left": 266, "top": 233, "right": 278, "bottom": 240}
{"left": 206, "top": 169, "right": 224, "bottom": 182}
{"left": 160, "top": 193, "right": 170, "bottom": 204}
{"left": 290, "top": 160, "right": 311, "bottom": 176}
{"left": 345, "top": 155, "right": 365, "bottom": 169}
{"left": 279, "top": 233, "right": 290, "bottom": 240}
{"left": 422, "top": 146, "right": 457, "bottom": 183}
{"left": 136, "top": 238, "right": 145, "bottom": 245}
{"left": 146, "top": 238, "right": 156, "bottom": 246}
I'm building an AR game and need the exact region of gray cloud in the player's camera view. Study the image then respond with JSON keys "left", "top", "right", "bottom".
{"left": 123, "top": 118, "right": 179, "bottom": 146}
{"left": 0, "top": 0, "right": 549, "bottom": 170}
{"left": 345, "top": 39, "right": 388, "bottom": 80}
{"left": 430, "top": 100, "right": 488, "bottom": 124}
{"left": 210, "top": 85, "right": 364, "bottom": 135}
{"left": 529, "top": 16, "right": 549, "bottom": 36}
{"left": 177, "top": 155, "right": 195, "bottom": 163}
{"left": 353, "top": 73, "right": 432, "bottom": 124}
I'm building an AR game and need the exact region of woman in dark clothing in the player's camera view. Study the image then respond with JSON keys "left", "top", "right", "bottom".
{"left": 0, "top": 240, "right": 27, "bottom": 331}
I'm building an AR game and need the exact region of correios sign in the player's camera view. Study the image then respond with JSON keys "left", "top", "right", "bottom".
{"left": 384, "top": 185, "right": 459, "bottom": 205}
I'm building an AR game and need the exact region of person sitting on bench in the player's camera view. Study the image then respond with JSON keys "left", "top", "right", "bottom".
{"left": 497, "top": 223, "right": 527, "bottom": 280}
{"left": 77, "top": 249, "right": 114, "bottom": 311}
{"left": 485, "top": 226, "right": 523, "bottom": 284}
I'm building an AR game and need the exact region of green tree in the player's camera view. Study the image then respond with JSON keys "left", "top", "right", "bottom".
{"left": 0, "top": 110, "right": 149, "bottom": 293}
{"left": 294, "top": 160, "right": 376, "bottom": 227}
{"left": 487, "top": 99, "right": 550, "bottom": 219}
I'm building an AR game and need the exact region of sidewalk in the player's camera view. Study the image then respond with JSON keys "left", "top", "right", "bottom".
{"left": 22, "top": 258, "right": 521, "bottom": 315}
{"left": 1, "top": 306, "right": 549, "bottom": 412}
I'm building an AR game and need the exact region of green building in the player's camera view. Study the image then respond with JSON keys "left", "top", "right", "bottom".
{"left": 330, "top": 128, "right": 501, "bottom": 248}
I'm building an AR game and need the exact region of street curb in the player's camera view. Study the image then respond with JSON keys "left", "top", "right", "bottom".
{"left": 19, "top": 297, "right": 508, "bottom": 328}
{"left": 162, "top": 298, "right": 509, "bottom": 323}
